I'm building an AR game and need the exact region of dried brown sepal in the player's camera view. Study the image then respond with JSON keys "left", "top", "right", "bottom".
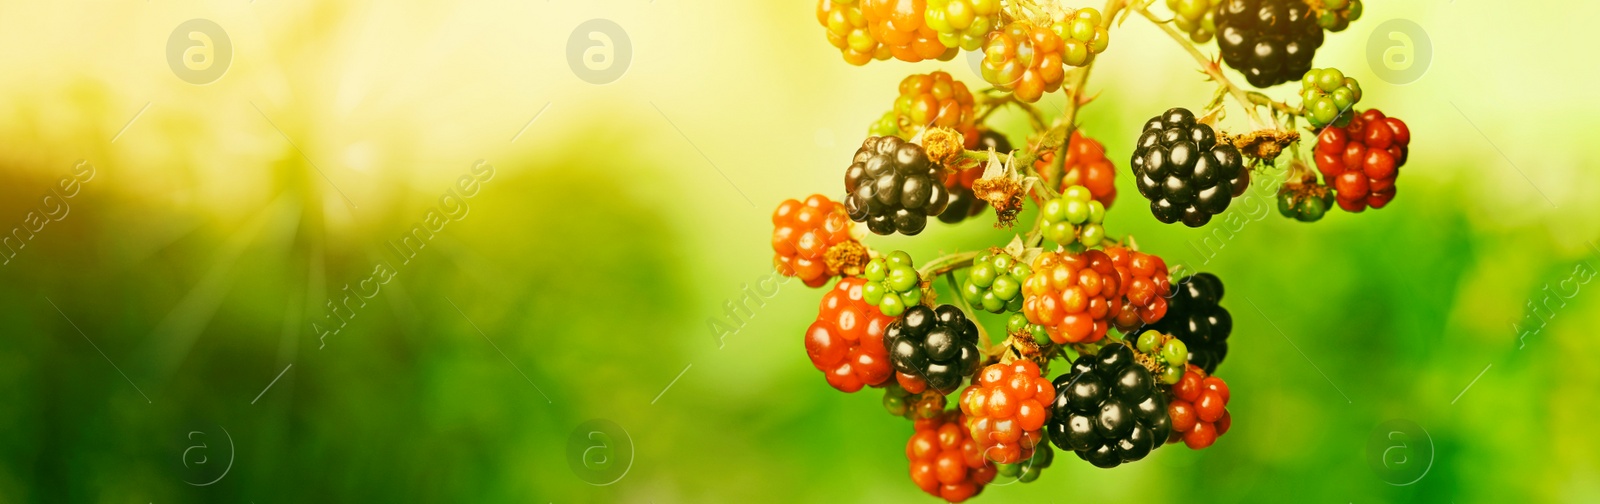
{"left": 823, "top": 240, "right": 869, "bottom": 277}
{"left": 921, "top": 127, "right": 966, "bottom": 167}
{"left": 973, "top": 176, "right": 1022, "bottom": 228}
{"left": 1227, "top": 129, "right": 1300, "bottom": 166}
{"left": 998, "top": 334, "right": 1053, "bottom": 373}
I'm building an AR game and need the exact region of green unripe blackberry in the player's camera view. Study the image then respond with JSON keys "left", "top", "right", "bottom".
{"left": 1041, "top": 185, "right": 1108, "bottom": 247}
{"left": 1299, "top": 68, "right": 1362, "bottom": 129}
{"left": 862, "top": 251, "right": 923, "bottom": 316}
{"left": 962, "top": 252, "right": 1029, "bottom": 314}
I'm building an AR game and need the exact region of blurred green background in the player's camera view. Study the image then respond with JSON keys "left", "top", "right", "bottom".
{"left": 2, "top": 0, "right": 1598, "bottom": 502}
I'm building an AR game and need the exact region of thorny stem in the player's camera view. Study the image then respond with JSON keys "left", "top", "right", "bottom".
{"left": 1047, "top": 0, "right": 1125, "bottom": 192}
{"left": 1248, "top": 91, "right": 1301, "bottom": 119}
{"left": 1135, "top": 6, "right": 1270, "bottom": 131}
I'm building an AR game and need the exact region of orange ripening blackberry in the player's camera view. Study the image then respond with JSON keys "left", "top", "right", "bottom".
{"left": 817, "top": 0, "right": 888, "bottom": 65}
{"left": 893, "top": 72, "right": 979, "bottom": 148}
{"left": 959, "top": 360, "right": 1055, "bottom": 465}
{"left": 772, "top": 194, "right": 858, "bottom": 287}
{"left": 907, "top": 411, "right": 996, "bottom": 503}
{"left": 862, "top": 0, "right": 957, "bottom": 63}
{"left": 980, "top": 9, "right": 1108, "bottom": 102}
{"left": 1021, "top": 249, "right": 1123, "bottom": 344}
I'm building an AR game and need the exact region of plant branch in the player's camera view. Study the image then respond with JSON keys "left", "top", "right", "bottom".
{"left": 917, "top": 250, "right": 982, "bottom": 279}
{"left": 1135, "top": 6, "right": 1270, "bottom": 131}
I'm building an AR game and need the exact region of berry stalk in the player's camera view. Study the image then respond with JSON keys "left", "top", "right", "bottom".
{"left": 1047, "top": 0, "right": 1126, "bottom": 188}
{"left": 1134, "top": 6, "right": 1269, "bottom": 130}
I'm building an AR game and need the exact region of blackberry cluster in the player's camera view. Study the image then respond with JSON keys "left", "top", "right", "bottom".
{"left": 925, "top": 0, "right": 1001, "bottom": 51}
{"left": 1131, "top": 108, "right": 1248, "bottom": 227}
{"left": 1106, "top": 246, "right": 1171, "bottom": 335}
{"left": 1149, "top": 273, "right": 1233, "bottom": 374}
{"left": 845, "top": 136, "right": 952, "bottom": 236}
{"left": 862, "top": 0, "right": 957, "bottom": 63}
{"left": 893, "top": 72, "right": 979, "bottom": 145}
{"left": 817, "top": 0, "right": 886, "bottom": 65}
{"left": 771, "top": 194, "right": 857, "bottom": 287}
{"left": 1046, "top": 344, "right": 1172, "bottom": 468}
{"left": 862, "top": 251, "right": 924, "bottom": 316}
{"left": 1216, "top": 0, "right": 1324, "bottom": 88}
{"left": 887, "top": 305, "right": 982, "bottom": 394}
{"left": 1022, "top": 250, "right": 1123, "bottom": 345}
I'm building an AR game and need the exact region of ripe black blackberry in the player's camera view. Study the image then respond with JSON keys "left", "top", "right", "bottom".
{"left": 1149, "top": 273, "right": 1233, "bottom": 374}
{"left": 886, "top": 305, "right": 982, "bottom": 394}
{"left": 1046, "top": 344, "right": 1172, "bottom": 468}
{"left": 1215, "top": 0, "right": 1324, "bottom": 88}
{"left": 844, "top": 136, "right": 951, "bottom": 235}
{"left": 1130, "top": 108, "right": 1248, "bottom": 227}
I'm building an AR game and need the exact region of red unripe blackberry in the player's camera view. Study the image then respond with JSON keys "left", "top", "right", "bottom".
{"left": 1313, "top": 109, "right": 1410, "bottom": 212}
{"left": 805, "top": 277, "right": 896, "bottom": 392}
{"left": 1166, "top": 367, "right": 1232, "bottom": 450}
{"left": 959, "top": 360, "right": 1056, "bottom": 464}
